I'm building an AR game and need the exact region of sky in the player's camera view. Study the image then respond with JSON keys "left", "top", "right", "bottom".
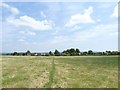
{"left": 1, "top": 2, "right": 118, "bottom": 53}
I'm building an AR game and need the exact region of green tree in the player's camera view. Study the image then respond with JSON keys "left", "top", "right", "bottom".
{"left": 82, "top": 51, "right": 87, "bottom": 55}
{"left": 62, "top": 50, "right": 70, "bottom": 56}
{"left": 69, "top": 48, "right": 76, "bottom": 56}
{"left": 26, "top": 50, "right": 31, "bottom": 56}
{"left": 13, "top": 52, "right": 18, "bottom": 56}
{"left": 49, "top": 51, "right": 53, "bottom": 56}
{"left": 54, "top": 49, "right": 60, "bottom": 56}
{"left": 88, "top": 50, "right": 93, "bottom": 55}
{"left": 76, "top": 48, "right": 80, "bottom": 55}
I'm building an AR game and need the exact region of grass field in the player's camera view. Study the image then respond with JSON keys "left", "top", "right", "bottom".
{"left": 1, "top": 56, "right": 118, "bottom": 88}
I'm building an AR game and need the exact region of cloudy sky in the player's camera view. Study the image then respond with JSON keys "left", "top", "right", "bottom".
{"left": 1, "top": 2, "right": 118, "bottom": 53}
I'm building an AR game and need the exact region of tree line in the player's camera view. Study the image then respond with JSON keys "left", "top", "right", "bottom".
{"left": 3, "top": 48, "right": 120, "bottom": 56}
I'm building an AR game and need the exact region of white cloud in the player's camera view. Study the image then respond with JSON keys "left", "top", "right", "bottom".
{"left": 7, "top": 15, "right": 54, "bottom": 31}
{"left": 49, "top": 24, "right": 114, "bottom": 47}
{"left": 51, "top": 23, "right": 117, "bottom": 45}
{"left": 18, "top": 30, "right": 36, "bottom": 42}
{"left": 70, "top": 26, "right": 81, "bottom": 31}
{"left": 73, "top": 24, "right": 118, "bottom": 42}
{"left": 73, "top": 30, "right": 96, "bottom": 42}
{"left": 111, "top": 4, "right": 118, "bottom": 18}
{"left": 19, "top": 31, "right": 36, "bottom": 36}
{"left": 2, "top": 3, "right": 19, "bottom": 15}
{"left": 10, "top": 7, "right": 19, "bottom": 15}
{"left": 84, "top": 6, "right": 93, "bottom": 15}
{"left": 40, "top": 11, "right": 46, "bottom": 18}
{"left": 65, "top": 6, "right": 95, "bottom": 27}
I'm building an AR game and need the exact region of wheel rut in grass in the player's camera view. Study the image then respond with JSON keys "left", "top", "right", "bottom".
{"left": 44, "top": 59, "right": 55, "bottom": 88}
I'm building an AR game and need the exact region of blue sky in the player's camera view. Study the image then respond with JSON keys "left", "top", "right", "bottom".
{"left": 1, "top": 2, "right": 118, "bottom": 52}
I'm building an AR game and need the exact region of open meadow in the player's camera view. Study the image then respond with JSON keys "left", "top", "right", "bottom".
{"left": 1, "top": 56, "right": 118, "bottom": 88}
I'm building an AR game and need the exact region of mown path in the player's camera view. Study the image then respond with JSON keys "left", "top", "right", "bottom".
{"left": 44, "top": 59, "right": 55, "bottom": 88}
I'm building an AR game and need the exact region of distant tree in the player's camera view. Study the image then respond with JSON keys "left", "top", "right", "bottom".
{"left": 49, "top": 51, "right": 54, "bottom": 56}
{"left": 13, "top": 52, "right": 18, "bottom": 56}
{"left": 62, "top": 50, "right": 70, "bottom": 56}
{"left": 82, "top": 51, "right": 87, "bottom": 55}
{"left": 76, "top": 48, "right": 80, "bottom": 55}
{"left": 61, "top": 52, "right": 67, "bottom": 56}
{"left": 88, "top": 50, "right": 93, "bottom": 55}
{"left": 62, "top": 48, "right": 81, "bottom": 56}
{"left": 26, "top": 50, "right": 31, "bottom": 56}
{"left": 118, "top": 51, "right": 120, "bottom": 55}
{"left": 106, "top": 51, "right": 111, "bottom": 55}
{"left": 111, "top": 51, "right": 118, "bottom": 55}
{"left": 69, "top": 48, "right": 76, "bottom": 56}
{"left": 54, "top": 49, "right": 60, "bottom": 56}
{"left": 102, "top": 52, "right": 106, "bottom": 55}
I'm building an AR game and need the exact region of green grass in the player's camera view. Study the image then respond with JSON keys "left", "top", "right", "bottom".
{"left": 44, "top": 59, "right": 55, "bottom": 88}
{"left": 1, "top": 56, "right": 118, "bottom": 88}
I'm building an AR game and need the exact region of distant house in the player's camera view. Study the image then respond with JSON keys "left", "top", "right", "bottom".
{"left": 40, "top": 52, "right": 49, "bottom": 56}
{"left": 34, "top": 53, "right": 38, "bottom": 56}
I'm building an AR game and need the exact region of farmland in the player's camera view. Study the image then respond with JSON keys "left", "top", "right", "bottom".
{"left": 1, "top": 56, "right": 118, "bottom": 88}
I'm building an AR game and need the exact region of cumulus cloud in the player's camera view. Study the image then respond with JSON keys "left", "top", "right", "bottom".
{"left": 7, "top": 15, "right": 54, "bottom": 30}
{"left": 84, "top": 6, "right": 93, "bottom": 15}
{"left": 65, "top": 6, "right": 95, "bottom": 27}
{"left": 40, "top": 11, "right": 46, "bottom": 18}
{"left": 111, "top": 4, "right": 118, "bottom": 18}
{"left": 1, "top": 3, "right": 19, "bottom": 15}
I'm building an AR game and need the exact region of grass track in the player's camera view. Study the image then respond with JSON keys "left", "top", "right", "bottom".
{"left": 44, "top": 59, "right": 55, "bottom": 88}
